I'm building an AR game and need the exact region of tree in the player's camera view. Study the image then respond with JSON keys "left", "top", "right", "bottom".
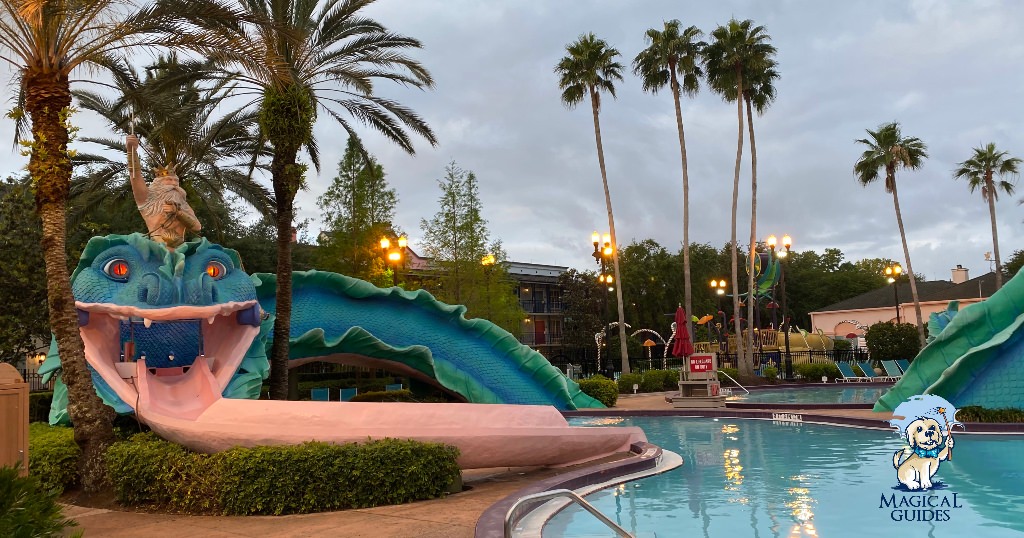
{"left": 555, "top": 33, "right": 631, "bottom": 374}
{"left": 854, "top": 122, "right": 928, "bottom": 345}
{"left": 316, "top": 137, "right": 398, "bottom": 285}
{"left": 0, "top": 0, "right": 188, "bottom": 489}
{"left": 419, "top": 162, "right": 523, "bottom": 332}
{"left": 558, "top": 268, "right": 603, "bottom": 360}
{"left": 953, "top": 143, "right": 1020, "bottom": 290}
{"left": 0, "top": 177, "right": 48, "bottom": 363}
{"left": 632, "top": 20, "right": 704, "bottom": 357}
{"left": 703, "top": 18, "right": 776, "bottom": 376}
{"left": 175, "top": 0, "right": 437, "bottom": 399}
{"left": 1004, "top": 249, "right": 1024, "bottom": 280}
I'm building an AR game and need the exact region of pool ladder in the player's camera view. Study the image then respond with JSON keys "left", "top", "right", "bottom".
{"left": 717, "top": 370, "right": 750, "bottom": 394}
{"left": 504, "top": 488, "right": 633, "bottom": 537}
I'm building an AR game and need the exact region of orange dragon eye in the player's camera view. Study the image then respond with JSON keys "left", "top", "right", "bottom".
{"left": 103, "top": 259, "right": 130, "bottom": 281}
{"left": 206, "top": 261, "right": 227, "bottom": 279}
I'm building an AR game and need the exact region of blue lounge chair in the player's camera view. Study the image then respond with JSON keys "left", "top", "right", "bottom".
{"left": 896, "top": 359, "right": 911, "bottom": 373}
{"left": 311, "top": 387, "right": 330, "bottom": 401}
{"left": 836, "top": 362, "right": 868, "bottom": 382}
{"left": 858, "top": 361, "right": 897, "bottom": 382}
{"left": 340, "top": 387, "right": 357, "bottom": 401}
{"left": 881, "top": 360, "right": 903, "bottom": 380}
{"left": 385, "top": 383, "right": 403, "bottom": 392}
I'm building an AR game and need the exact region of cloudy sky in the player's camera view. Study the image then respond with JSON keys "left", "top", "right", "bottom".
{"left": 5, "top": 0, "right": 1024, "bottom": 282}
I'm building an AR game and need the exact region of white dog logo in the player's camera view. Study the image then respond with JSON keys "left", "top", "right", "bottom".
{"left": 889, "top": 395, "right": 962, "bottom": 491}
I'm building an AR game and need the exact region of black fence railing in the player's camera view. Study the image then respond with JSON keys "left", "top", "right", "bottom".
{"left": 17, "top": 371, "right": 54, "bottom": 392}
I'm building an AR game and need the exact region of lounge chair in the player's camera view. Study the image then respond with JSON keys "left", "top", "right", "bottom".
{"left": 881, "top": 360, "right": 903, "bottom": 380}
{"left": 385, "top": 383, "right": 403, "bottom": 392}
{"left": 896, "top": 359, "right": 911, "bottom": 373}
{"left": 858, "top": 361, "right": 897, "bottom": 382}
{"left": 836, "top": 362, "right": 868, "bottom": 382}
{"left": 340, "top": 387, "right": 357, "bottom": 401}
{"left": 311, "top": 387, "right": 330, "bottom": 401}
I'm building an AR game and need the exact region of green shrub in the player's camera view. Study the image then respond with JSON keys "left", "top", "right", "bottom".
{"left": 865, "top": 322, "right": 921, "bottom": 362}
{"left": 793, "top": 362, "right": 841, "bottom": 381}
{"left": 349, "top": 389, "right": 416, "bottom": 402}
{"left": 579, "top": 375, "right": 618, "bottom": 407}
{"left": 833, "top": 339, "right": 853, "bottom": 351}
{"left": 717, "top": 367, "right": 739, "bottom": 382}
{"left": 957, "top": 406, "right": 1024, "bottom": 423}
{"left": 29, "top": 392, "right": 53, "bottom": 423}
{"left": 0, "top": 465, "right": 77, "bottom": 537}
{"left": 617, "top": 373, "right": 643, "bottom": 394}
{"left": 639, "top": 370, "right": 677, "bottom": 392}
{"left": 761, "top": 367, "right": 778, "bottom": 381}
{"left": 28, "top": 423, "right": 79, "bottom": 494}
{"left": 105, "top": 435, "right": 460, "bottom": 515}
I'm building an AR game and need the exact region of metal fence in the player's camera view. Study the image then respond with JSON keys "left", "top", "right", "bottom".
{"left": 18, "top": 371, "right": 54, "bottom": 392}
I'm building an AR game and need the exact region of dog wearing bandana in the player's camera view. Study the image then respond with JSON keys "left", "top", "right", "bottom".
{"left": 893, "top": 415, "right": 953, "bottom": 490}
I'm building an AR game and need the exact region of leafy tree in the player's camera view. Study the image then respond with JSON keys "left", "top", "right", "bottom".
{"left": 419, "top": 162, "right": 523, "bottom": 332}
{"left": 865, "top": 321, "right": 921, "bottom": 362}
{"left": 633, "top": 20, "right": 704, "bottom": 353}
{"left": 854, "top": 121, "right": 928, "bottom": 345}
{"left": 316, "top": 137, "right": 398, "bottom": 285}
{"left": 703, "top": 18, "right": 776, "bottom": 376}
{"left": 953, "top": 143, "right": 1020, "bottom": 289}
{"left": 555, "top": 33, "right": 631, "bottom": 373}
{"left": 0, "top": 177, "right": 48, "bottom": 363}
{"left": 1004, "top": 249, "right": 1024, "bottom": 280}
{"left": 174, "top": 0, "right": 437, "bottom": 400}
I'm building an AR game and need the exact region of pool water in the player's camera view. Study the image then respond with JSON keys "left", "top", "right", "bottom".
{"left": 727, "top": 385, "right": 889, "bottom": 404}
{"left": 546, "top": 417, "right": 1024, "bottom": 537}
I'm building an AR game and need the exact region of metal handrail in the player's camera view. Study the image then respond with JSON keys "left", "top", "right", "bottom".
{"left": 717, "top": 370, "right": 750, "bottom": 394}
{"left": 504, "top": 488, "right": 633, "bottom": 538}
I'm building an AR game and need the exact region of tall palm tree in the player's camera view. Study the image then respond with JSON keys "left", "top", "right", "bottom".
{"left": 555, "top": 33, "right": 631, "bottom": 374}
{"left": 172, "top": 0, "right": 436, "bottom": 399}
{"left": 0, "top": 0, "right": 189, "bottom": 490}
{"left": 71, "top": 56, "right": 275, "bottom": 239}
{"left": 703, "top": 18, "right": 775, "bottom": 377}
{"left": 854, "top": 122, "right": 928, "bottom": 345}
{"left": 953, "top": 143, "right": 1020, "bottom": 290}
{"left": 633, "top": 20, "right": 704, "bottom": 354}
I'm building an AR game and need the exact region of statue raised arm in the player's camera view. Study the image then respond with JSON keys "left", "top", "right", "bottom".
{"left": 126, "top": 134, "right": 202, "bottom": 248}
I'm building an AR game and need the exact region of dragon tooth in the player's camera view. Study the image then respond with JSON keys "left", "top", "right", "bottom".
{"left": 143, "top": 317, "right": 153, "bottom": 328}
{"left": 208, "top": 315, "right": 217, "bottom": 325}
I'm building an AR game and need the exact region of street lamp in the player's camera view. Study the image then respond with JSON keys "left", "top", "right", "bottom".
{"left": 767, "top": 234, "right": 793, "bottom": 379}
{"left": 884, "top": 262, "right": 903, "bottom": 324}
{"left": 709, "top": 279, "right": 727, "bottom": 352}
{"left": 591, "top": 231, "right": 614, "bottom": 372}
{"left": 380, "top": 235, "right": 407, "bottom": 286}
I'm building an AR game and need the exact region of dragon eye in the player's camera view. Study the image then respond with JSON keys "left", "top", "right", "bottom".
{"left": 206, "top": 261, "right": 227, "bottom": 279}
{"left": 103, "top": 259, "right": 130, "bottom": 281}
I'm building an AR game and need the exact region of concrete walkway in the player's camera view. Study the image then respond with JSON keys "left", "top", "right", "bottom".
{"left": 62, "top": 392, "right": 896, "bottom": 537}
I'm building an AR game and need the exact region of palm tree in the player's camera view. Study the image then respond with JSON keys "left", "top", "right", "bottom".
{"left": 703, "top": 18, "right": 775, "bottom": 377}
{"left": 633, "top": 20, "right": 704, "bottom": 355}
{"left": 0, "top": 0, "right": 189, "bottom": 490}
{"left": 854, "top": 122, "right": 928, "bottom": 345}
{"left": 172, "top": 0, "right": 436, "bottom": 399}
{"left": 953, "top": 143, "right": 1020, "bottom": 290}
{"left": 71, "top": 56, "right": 275, "bottom": 238}
{"left": 555, "top": 33, "right": 631, "bottom": 374}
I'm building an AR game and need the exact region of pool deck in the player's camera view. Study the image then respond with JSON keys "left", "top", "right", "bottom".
{"left": 55, "top": 392, "right": 904, "bottom": 537}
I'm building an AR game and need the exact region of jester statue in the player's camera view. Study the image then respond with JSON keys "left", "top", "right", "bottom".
{"left": 125, "top": 134, "right": 201, "bottom": 248}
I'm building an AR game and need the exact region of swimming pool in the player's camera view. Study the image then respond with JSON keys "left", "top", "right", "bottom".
{"left": 546, "top": 417, "right": 1024, "bottom": 536}
{"left": 726, "top": 385, "right": 889, "bottom": 405}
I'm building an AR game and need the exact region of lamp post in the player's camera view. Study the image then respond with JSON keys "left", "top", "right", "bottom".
{"left": 709, "top": 279, "right": 727, "bottom": 353}
{"left": 885, "top": 262, "right": 903, "bottom": 324}
{"left": 481, "top": 254, "right": 496, "bottom": 319}
{"left": 767, "top": 234, "right": 793, "bottom": 379}
{"left": 592, "top": 231, "right": 614, "bottom": 373}
{"left": 379, "top": 235, "right": 407, "bottom": 287}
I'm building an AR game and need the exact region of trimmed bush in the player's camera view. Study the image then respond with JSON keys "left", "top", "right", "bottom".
{"left": 616, "top": 373, "right": 642, "bottom": 394}
{"left": 579, "top": 375, "right": 618, "bottom": 407}
{"left": 29, "top": 392, "right": 53, "bottom": 423}
{"left": 640, "top": 370, "right": 677, "bottom": 392}
{"left": 717, "top": 367, "right": 739, "bottom": 383}
{"left": 0, "top": 465, "right": 77, "bottom": 537}
{"left": 957, "top": 406, "right": 1024, "bottom": 423}
{"left": 349, "top": 389, "right": 416, "bottom": 402}
{"left": 28, "top": 423, "right": 79, "bottom": 494}
{"left": 793, "top": 362, "right": 841, "bottom": 382}
{"left": 761, "top": 367, "right": 778, "bottom": 382}
{"left": 865, "top": 321, "right": 921, "bottom": 362}
{"left": 105, "top": 434, "right": 461, "bottom": 515}
{"left": 833, "top": 339, "right": 853, "bottom": 351}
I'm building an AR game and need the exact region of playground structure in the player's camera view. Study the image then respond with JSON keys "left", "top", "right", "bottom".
{"left": 40, "top": 234, "right": 643, "bottom": 469}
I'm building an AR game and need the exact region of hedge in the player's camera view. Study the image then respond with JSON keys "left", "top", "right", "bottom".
{"left": 106, "top": 433, "right": 461, "bottom": 515}
{"left": 349, "top": 389, "right": 421, "bottom": 402}
{"left": 28, "top": 423, "right": 79, "bottom": 494}
{"left": 957, "top": 406, "right": 1024, "bottom": 423}
{"left": 578, "top": 376, "right": 618, "bottom": 407}
{"left": 793, "top": 362, "right": 841, "bottom": 382}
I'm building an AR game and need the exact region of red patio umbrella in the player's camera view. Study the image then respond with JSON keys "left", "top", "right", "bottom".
{"left": 672, "top": 306, "right": 694, "bottom": 357}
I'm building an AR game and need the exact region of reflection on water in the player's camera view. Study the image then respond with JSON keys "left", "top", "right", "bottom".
{"left": 547, "top": 418, "right": 1024, "bottom": 537}
{"left": 727, "top": 386, "right": 889, "bottom": 404}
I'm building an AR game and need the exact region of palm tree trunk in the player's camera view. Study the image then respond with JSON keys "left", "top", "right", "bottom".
{"left": 745, "top": 95, "right": 758, "bottom": 368}
{"left": 670, "top": 73, "right": 694, "bottom": 354}
{"left": 890, "top": 179, "right": 925, "bottom": 345}
{"left": 268, "top": 147, "right": 298, "bottom": 400}
{"left": 730, "top": 66, "right": 749, "bottom": 377}
{"left": 986, "top": 172, "right": 1003, "bottom": 289}
{"left": 589, "top": 88, "right": 630, "bottom": 374}
{"left": 27, "top": 79, "right": 115, "bottom": 491}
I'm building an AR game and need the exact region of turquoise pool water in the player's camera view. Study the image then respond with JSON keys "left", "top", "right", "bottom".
{"left": 727, "top": 385, "right": 889, "bottom": 404}
{"left": 547, "top": 417, "right": 1024, "bottom": 537}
